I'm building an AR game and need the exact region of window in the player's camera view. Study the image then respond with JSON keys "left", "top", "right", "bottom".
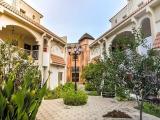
{"left": 24, "top": 44, "right": 31, "bottom": 55}
{"left": 32, "top": 15, "right": 35, "bottom": 20}
{"left": 32, "top": 45, "right": 39, "bottom": 50}
{"left": 58, "top": 72, "right": 63, "bottom": 85}
{"left": 103, "top": 42, "right": 106, "bottom": 55}
{"left": 32, "top": 45, "right": 39, "bottom": 60}
{"left": 72, "top": 55, "right": 78, "bottom": 60}
{"left": 20, "top": 9, "right": 26, "bottom": 14}
{"left": 123, "top": 15, "right": 127, "bottom": 19}
{"left": 72, "top": 67, "right": 79, "bottom": 73}
{"left": 72, "top": 73, "right": 79, "bottom": 82}
{"left": 141, "top": 18, "right": 151, "bottom": 38}
{"left": 138, "top": 2, "right": 144, "bottom": 8}
{"left": 115, "top": 19, "right": 117, "bottom": 24}
{"left": 43, "top": 39, "right": 48, "bottom": 52}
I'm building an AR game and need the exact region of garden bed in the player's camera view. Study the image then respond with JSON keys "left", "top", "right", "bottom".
{"left": 103, "top": 110, "right": 132, "bottom": 118}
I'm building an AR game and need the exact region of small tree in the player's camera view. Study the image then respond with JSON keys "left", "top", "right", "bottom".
{"left": 82, "top": 61, "right": 103, "bottom": 93}
{"left": 0, "top": 41, "right": 47, "bottom": 120}
{"left": 128, "top": 49, "right": 160, "bottom": 120}
{"left": 102, "top": 30, "right": 138, "bottom": 100}
{"left": 102, "top": 28, "right": 160, "bottom": 120}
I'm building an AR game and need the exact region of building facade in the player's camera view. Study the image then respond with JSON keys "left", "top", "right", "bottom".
{"left": 90, "top": 0, "right": 160, "bottom": 60}
{"left": 67, "top": 33, "right": 94, "bottom": 83}
{"left": 0, "top": 0, "right": 67, "bottom": 90}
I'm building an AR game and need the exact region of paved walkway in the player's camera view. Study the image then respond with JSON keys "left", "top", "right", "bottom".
{"left": 36, "top": 96, "right": 160, "bottom": 120}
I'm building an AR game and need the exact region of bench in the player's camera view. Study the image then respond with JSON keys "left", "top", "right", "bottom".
{"left": 102, "top": 92, "right": 115, "bottom": 98}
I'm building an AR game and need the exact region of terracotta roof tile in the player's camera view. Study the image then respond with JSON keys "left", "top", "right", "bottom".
{"left": 51, "top": 54, "right": 65, "bottom": 66}
{"left": 153, "top": 32, "right": 160, "bottom": 48}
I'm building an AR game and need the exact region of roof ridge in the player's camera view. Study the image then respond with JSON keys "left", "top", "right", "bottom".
{"left": 79, "top": 33, "right": 95, "bottom": 41}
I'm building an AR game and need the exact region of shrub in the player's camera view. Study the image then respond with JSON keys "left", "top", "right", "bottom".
{"left": 52, "top": 85, "right": 64, "bottom": 98}
{"left": 44, "top": 89, "right": 55, "bottom": 99}
{"left": 62, "top": 82, "right": 74, "bottom": 93}
{"left": 63, "top": 90, "right": 88, "bottom": 106}
{"left": 85, "top": 82, "right": 96, "bottom": 91}
{"left": 44, "top": 86, "right": 63, "bottom": 100}
{"left": 143, "top": 102, "right": 160, "bottom": 118}
{"left": 44, "top": 82, "right": 74, "bottom": 99}
{"left": 115, "top": 87, "right": 130, "bottom": 101}
{"left": 0, "top": 42, "right": 46, "bottom": 120}
{"left": 82, "top": 62, "right": 104, "bottom": 93}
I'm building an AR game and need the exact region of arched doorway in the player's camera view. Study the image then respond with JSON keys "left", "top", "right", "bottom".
{"left": 141, "top": 18, "right": 151, "bottom": 38}
{"left": 111, "top": 31, "right": 135, "bottom": 52}
{"left": 138, "top": 18, "right": 152, "bottom": 55}
{"left": 0, "top": 25, "right": 39, "bottom": 60}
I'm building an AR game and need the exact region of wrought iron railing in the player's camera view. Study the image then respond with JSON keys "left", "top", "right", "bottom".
{"left": 24, "top": 49, "right": 39, "bottom": 60}
{"left": 32, "top": 50, "right": 39, "bottom": 60}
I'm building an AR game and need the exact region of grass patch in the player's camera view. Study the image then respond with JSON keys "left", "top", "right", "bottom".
{"left": 143, "top": 102, "right": 160, "bottom": 118}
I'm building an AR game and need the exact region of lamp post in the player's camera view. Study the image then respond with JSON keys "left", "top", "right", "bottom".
{"left": 67, "top": 45, "right": 82, "bottom": 92}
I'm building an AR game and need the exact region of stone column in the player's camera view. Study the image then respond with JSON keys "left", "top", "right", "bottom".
{"left": 146, "top": 6, "right": 156, "bottom": 40}
{"left": 38, "top": 33, "right": 46, "bottom": 87}
{"left": 47, "top": 37, "right": 52, "bottom": 89}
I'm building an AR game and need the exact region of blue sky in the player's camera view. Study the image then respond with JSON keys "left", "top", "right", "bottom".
{"left": 25, "top": 0, "right": 127, "bottom": 43}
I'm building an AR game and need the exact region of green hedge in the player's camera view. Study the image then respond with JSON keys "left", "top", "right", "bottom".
{"left": 85, "top": 83, "right": 96, "bottom": 91}
{"left": 63, "top": 90, "right": 88, "bottom": 106}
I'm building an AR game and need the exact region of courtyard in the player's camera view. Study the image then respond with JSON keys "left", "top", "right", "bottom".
{"left": 36, "top": 96, "right": 160, "bottom": 120}
{"left": 1, "top": 0, "right": 160, "bottom": 120}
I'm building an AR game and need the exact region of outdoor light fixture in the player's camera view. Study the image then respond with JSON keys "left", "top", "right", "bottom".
{"left": 67, "top": 45, "right": 82, "bottom": 92}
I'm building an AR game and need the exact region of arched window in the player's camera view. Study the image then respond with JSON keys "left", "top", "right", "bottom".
{"left": 141, "top": 18, "right": 151, "bottom": 38}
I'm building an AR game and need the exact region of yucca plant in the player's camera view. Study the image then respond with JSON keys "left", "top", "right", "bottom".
{"left": 0, "top": 41, "right": 47, "bottom": 120}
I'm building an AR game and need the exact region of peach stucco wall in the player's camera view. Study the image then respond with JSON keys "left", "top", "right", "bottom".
{"left": 67, "top": 39, "right": 91, "bottom": 83}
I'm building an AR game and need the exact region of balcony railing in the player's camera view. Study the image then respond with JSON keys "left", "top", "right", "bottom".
{"left": 24, "top": 49, "right": 39, "bottom": 60}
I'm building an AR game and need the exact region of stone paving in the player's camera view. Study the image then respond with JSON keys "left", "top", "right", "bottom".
{"left": 36, "top": 96, "right": 160, "bottom": 120}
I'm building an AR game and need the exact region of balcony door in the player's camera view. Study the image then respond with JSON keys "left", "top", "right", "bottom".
{"left": 32, "top": 45, "right": 39, "bottom": 60}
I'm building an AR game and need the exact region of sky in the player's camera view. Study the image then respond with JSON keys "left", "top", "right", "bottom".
{"left": 24, "top": 0, "right": 127, "bottom": 43}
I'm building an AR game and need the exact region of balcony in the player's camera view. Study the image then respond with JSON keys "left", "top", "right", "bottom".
{"left": 0, "top": 25, "right": 40, "bottom": 61}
